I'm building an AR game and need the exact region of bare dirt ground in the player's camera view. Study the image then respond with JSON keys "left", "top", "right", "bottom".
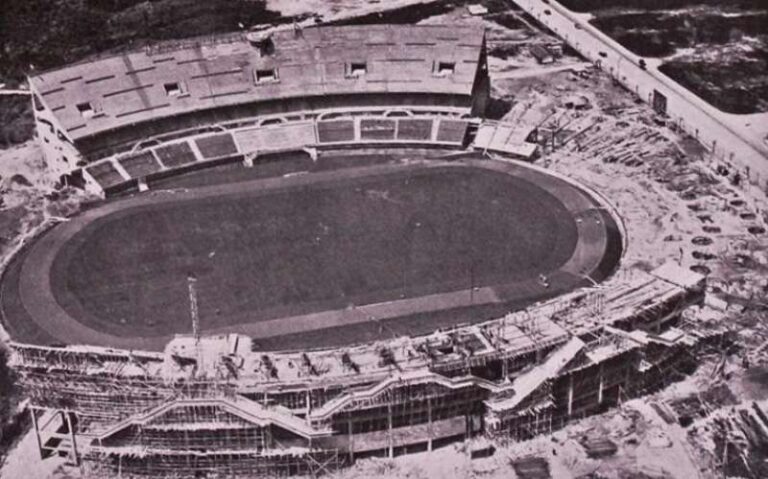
{"left": 0, "top": 143, "right": 93, "bottom": 344}
{"left": 333, "top": 63, "right": 768, "bottom": 477}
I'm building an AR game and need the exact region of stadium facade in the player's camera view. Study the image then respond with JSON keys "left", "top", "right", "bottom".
{"left": 7, "top": 24, "right": 723, "bottom": 478}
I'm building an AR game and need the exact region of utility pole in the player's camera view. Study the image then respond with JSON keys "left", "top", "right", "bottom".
{"left": 188, "top": 274, "right": 200, "bottom": 340}
{"left": 188, "top": 273, "right": 202, "bottom": 374}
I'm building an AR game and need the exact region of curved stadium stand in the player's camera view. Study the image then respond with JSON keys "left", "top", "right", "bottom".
{"left": 77, "top": 110, "right": 475, "bottom": 195}
{"left": 28, "top": 24, "right": 490, "bottom": 196}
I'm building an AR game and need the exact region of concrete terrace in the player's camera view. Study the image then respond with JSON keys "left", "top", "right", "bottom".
{"left": 29, "top": 24, "right": 485, "bottom": 142}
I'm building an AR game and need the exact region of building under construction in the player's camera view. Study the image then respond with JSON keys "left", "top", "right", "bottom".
{"left": 5, "top": 21, "right": 728, "bottom": 478}
{"left": 9, "top": 262, "right": 721, "bottom": 477}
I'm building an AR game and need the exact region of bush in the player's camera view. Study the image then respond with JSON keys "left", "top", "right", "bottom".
{"left": 0, "top": 96, "right": 34, "bottom": 149}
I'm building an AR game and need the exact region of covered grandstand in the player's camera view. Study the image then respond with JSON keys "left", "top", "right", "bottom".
{"left": 28, "top": 24, "right": 490, "bottom": 195}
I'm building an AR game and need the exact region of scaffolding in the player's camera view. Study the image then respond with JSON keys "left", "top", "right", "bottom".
{"left": 9, "top": 263, "right": 712, "bottom": 477}
{"left": 84, "top": 447, "right": 343, "bottom": 478}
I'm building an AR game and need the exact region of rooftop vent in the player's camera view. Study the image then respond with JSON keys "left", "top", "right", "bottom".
{"left": 254, "top": 68, "right": 279, "bottom": 84}
{"left": 434, "top": 61, "right": 456, "bottom": 76}
{"left": 163, "top": 82, "right": 183, "bottom": 96}
{"left": 76, "top": 102, "right": 95, "bottom": 118}
{"left": 346, "top": 62, "right": 368, "bottom": 78}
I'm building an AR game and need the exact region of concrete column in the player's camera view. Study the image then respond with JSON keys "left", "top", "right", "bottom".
{"left": 348, "top": 418, "right": 354, "bottom": 463}
{"left": 427, "top": 396, "right": 433, "bottom": 452}
{"left": 502, "top": 358, "right": 509, "bottom": 382}
{"left": 65, "top": 412, "right": 79, "bottom": 466}
{"left": 187, "top": 138, "right": 205, "bottom": 163}
{"left": 110, "top": 159, "right": 131, "bottom": 181}
{"left": 567, "top": 374, "right": 574, "bottom": 417}
{"left": 354, "top": 117, "right": 361, "bottom": 141}
{"left": 387, "top": 402, "right": 393, "bottom": 459}
{"left": 597, "top": 363, "right": 604, "bottom": 405}
{"left": 430, "top": 119, "right": 440, "bottom": 142}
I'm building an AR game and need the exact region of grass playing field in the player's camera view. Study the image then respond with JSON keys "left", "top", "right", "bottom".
{"left": 49, "top": 164, "right": 578, "bottom": 338}
{"left": 0, "top": 154, "right": 622, "bottom": 350}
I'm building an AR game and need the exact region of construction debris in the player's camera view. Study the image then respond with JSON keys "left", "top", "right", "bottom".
{"left": 511, "top": 456, "right": 551, "bottom": 479}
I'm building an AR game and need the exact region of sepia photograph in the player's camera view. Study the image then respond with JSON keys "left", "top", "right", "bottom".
{"left": 1, "top": 0, "right": 767, "bottom": 477}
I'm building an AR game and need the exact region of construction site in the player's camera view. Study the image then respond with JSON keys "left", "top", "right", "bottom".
{"left": 7, "top": 262, "right": 718, "bottom": 478}
{"left": 2, "top": 2, "right": 768, "bottom": 479}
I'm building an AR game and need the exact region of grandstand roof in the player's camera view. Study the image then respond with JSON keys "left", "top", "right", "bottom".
{"left": 30, "top": 24, "right": 485, "bottom": 141}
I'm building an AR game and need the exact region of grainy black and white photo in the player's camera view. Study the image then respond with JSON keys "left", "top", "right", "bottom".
{"left": 1, "top": 0, "right": 767, "bottom": 477}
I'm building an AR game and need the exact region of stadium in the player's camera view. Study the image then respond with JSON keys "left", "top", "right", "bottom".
{"left": 2, "top": 23, "right": 715, "bottom": 477}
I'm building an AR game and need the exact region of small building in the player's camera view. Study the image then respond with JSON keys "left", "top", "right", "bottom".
{"left": 530, "top": 45, "right": 555, "bottom": 64}
{"left": 467, "top": 5, "right": 489, "bottom": 16}
{"left": 473, "top": 121, "right": 539, "bottom": 160}
{"left": 545, "top": 41, "right": 564, "bottom": 57}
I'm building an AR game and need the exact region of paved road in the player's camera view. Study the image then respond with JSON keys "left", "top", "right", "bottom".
{"left": 510, "top": 0, "right": 768, "bottom": 188}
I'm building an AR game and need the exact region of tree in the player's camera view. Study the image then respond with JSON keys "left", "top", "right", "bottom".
{"left": 0, "top": 343, "right": 18, "bottom": 445}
